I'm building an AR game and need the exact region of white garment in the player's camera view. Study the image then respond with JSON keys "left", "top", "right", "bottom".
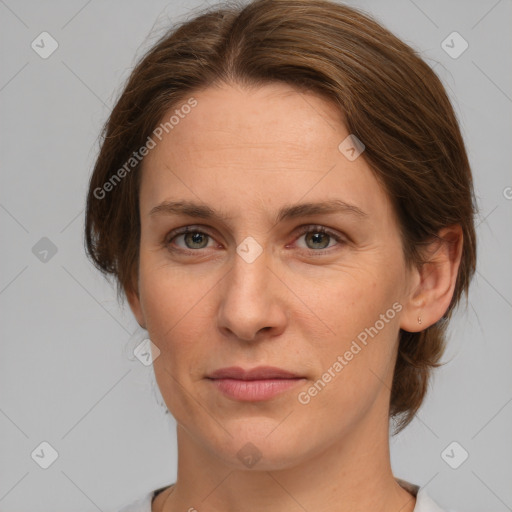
{"left": 117, "top": 479, "right": 454, "bottom": 512}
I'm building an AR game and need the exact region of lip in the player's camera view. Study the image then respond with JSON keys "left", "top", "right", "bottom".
{"left": 208, "top": 366, "right": 301, "bottom": 380}
{"left": 206, "top": 366, "right": 305, "bottom": 401}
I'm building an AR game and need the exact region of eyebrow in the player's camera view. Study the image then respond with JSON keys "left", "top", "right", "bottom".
{"left": 149, "top": 199, "right": 367, "bottom": 224}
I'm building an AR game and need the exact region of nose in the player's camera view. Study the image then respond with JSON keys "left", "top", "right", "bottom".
{"left": 216, "top": 247, "right": 288, "bottom": 342}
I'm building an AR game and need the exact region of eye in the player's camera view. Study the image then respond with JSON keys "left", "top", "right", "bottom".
{"left": 292, "top": 225, "right": 345, "bottom": 253}
{"left": 164, "top": 226, "right": 217, "bottom": 252}
{"left": 163, "top": 224, "right": 346, "bottom": 256}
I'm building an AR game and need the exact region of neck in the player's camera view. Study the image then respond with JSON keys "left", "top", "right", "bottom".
{"left": 159, "top": 401, "right": 416, "bottom": 512}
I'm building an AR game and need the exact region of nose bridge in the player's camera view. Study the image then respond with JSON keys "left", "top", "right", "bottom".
{"left": 229, "top": 238, "right": 272, "bottom": 304}
{"left": 216, "top": 237, "right": 285, "bottom": 340}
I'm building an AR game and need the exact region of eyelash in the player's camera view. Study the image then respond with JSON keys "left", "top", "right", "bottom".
{"left": 163, "top": 224, "right": 346, "bottom": 256}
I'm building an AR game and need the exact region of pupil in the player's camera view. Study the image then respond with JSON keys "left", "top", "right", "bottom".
{"left": 309, "top": 232, "right": 328, "bottom": 249}
{"left": 186, "top": 232, "right": 207, "bottom": 248}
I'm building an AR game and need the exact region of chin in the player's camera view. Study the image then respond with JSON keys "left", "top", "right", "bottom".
{"left": 203, "top": 419, "right": 316, "bottom": 471}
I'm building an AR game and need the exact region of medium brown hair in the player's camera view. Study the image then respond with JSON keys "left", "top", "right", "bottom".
{"left": 85, "top": 0, "right": 477, "bottom": 432}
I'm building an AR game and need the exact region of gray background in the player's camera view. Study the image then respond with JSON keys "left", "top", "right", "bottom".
{"left": 1, "top": 0, "right": 511, "bottom": 510}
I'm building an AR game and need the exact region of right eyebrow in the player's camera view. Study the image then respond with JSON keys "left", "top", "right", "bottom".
{"left": 149, "top": 200, "right": 233, "bottom": 220}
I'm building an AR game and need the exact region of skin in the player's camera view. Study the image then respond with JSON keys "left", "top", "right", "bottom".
{"left": 126, "top": 82, "right": 463, "bottom": 512}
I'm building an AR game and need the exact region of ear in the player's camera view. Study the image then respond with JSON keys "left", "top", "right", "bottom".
{"left": 400, "top": 225, "right": 463, "bottom": 333}
{"left": 125, "top": 276, "right": 146, "bottom": 329}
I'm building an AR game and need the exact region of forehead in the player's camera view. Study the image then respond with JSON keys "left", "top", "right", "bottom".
{"left": 163, "top": 82, "right": 345, "bottom": 153}
{"left": 139, "top": 82, "right": 391, "bottom": 222}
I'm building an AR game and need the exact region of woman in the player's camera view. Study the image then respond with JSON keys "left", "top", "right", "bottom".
{"left": 85, "top": 0, "right": 477, "bottom": 510}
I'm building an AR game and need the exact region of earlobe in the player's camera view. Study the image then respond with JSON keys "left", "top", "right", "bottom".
{"left": 400, "top": 225, "right": 463, "bottom": 333}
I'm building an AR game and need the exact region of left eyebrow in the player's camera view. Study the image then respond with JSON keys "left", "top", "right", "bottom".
{"left": 275, "top": 199, "right": 367, "bottom": 223}
{"left": 149, "top": 199, "right": 367, "bottom": 223}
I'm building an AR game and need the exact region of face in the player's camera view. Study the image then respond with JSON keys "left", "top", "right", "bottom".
{"left": 128, "top": 82, "right": 417, "bottom": 470}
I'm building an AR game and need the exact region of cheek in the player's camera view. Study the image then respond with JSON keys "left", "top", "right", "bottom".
{"left": 297, "top": 263, "right": 400, "bottom": 341}
{"left": 300, "top": 262, "right": 403, "bottom": 393}
{"left": 300, "top": 300, "right": 400, "bottom": 430}
{"left": 138, "top": 260, "right": 211, "bottom": 416}
{"left": 138, "top": 253, "right": 204, "bottom": 336}
{"left": 137, "top": 255, "right": 219, "bottom": 380}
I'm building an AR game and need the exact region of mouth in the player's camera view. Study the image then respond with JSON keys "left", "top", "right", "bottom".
{"left": 206, "top": 366, "right": 306, "bottom": 401}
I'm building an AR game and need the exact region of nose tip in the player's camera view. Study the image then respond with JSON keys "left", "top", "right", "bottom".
{"left": 216, "top": 250, "right": 287, "bottom": 342}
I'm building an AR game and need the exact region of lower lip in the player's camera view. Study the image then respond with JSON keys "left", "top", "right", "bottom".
{"left": 208, "top": 378, "right": 305, "bottom": 401}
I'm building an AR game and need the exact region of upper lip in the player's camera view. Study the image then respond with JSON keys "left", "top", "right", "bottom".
{"left": 207, "top": 366, "right": 302, "bottom": 380}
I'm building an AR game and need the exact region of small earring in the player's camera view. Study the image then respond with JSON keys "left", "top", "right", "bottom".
{"left": 418, "top": 316, "right": 422, "bottom": 325}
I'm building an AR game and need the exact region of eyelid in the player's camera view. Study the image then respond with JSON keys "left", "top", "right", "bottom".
{"left": 164, "top": 224, "right": 214, "bottom": 243}
{"left": 290, "top": 224, "right": 346, "bottom": 250}
{"left": 293, "top": 224, "right": 344, "bottom": 239}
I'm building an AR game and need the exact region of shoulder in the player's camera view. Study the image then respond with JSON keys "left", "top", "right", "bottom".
{"left": 397, "top": 478, "right": 457, "bottom": 512}
{"left": 414, "top": 486, "right": 460, "bottom": 512}
{"left": 116, "top": 482, "right": 460, "bottom": 512}
{"left": 117, "top": 492, "right": 153, "bottom": 512}
{"left": 117, "top": 485, "right": 172, "bottom": 512}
